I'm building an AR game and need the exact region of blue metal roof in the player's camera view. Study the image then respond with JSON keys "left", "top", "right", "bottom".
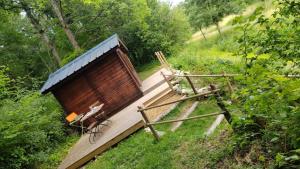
{"left": 41, "top": 34, "right": 126, "bottom": 94}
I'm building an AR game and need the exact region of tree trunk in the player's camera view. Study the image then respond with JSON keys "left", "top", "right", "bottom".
{"left": 199, "top": 27, "right": 207, "bottom": 40}
{"left": 50, "top": 0, "right": 80, "bottom": 50}
{"left": 20, "top": 2, "right": 62, "bottom": 67}
{"left": 215, "top": 22, "right": 222, "bottom": 37}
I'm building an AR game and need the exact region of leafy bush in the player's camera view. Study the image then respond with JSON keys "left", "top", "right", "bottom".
{"left": 232, "top": 0, "right": 300, "bottom": 167}
{"left": 0, "top": 66, "right": 10, "bottom": 100}
{"left": 0, "top": 92, "right": 65, "bottom": 169}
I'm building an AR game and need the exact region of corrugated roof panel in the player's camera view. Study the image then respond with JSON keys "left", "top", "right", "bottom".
{"left": 40, "top": 34, "right": 122, "bottom": 93}
{"left": 66, "top": 63, "right": 76, "bottom": 77}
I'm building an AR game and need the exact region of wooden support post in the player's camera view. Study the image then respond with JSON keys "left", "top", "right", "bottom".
{"left": 184, "top": 72, "right": 198, "bottom": 95}
{"left": 223, "top": 71, "right": 233, "bottom": 94}
{"left": 160, "top": 51, "right": 175, "bottom": 75}
{"left": 159, "top": 51, "right": 170, "bottom": 68}
{"left": 138, "top": 106, "right": 160, "bottom": 141}
{"left": 210, "top": 84, "right": 232, "bottom": 124}
{"left": 155, "top": 52, "right": 164, "bottom": 66}
{"left": 161, "top": 71, "right": 174, "bottom": 91}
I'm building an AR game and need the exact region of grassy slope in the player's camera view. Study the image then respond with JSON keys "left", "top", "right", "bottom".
{"left": 86, "top": 100, "right": 226, "bottom": 169}
{"left": 86, "top": 18, "right": 248, "bottom": 169}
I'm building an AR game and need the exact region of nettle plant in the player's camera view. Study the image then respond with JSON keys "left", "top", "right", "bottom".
{"left": 232, "top": 0, "right": 300, "bottom": 167}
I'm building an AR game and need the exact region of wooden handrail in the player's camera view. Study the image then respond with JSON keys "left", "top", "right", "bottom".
{"left": 138, "top": 89, "right": 219, "bottom": 111}
{"left": 147, "top": 112, "right": 223, "bottom": 126}
{"left": 173, "top": 74, "right": 239, "bottom": 77}
{"left": 164, "top": 73, "right": 300, "bottom": 78}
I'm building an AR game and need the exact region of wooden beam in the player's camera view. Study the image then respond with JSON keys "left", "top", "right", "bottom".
{"left": 174, "top": 74, "right": 239, "bottom": 78}
{"left": 155, "top": 52, "right": 165, "bottom": 66}
{"left": 117, "top": 48, "right": 142, "bottom": 86}
{"left": 159, "top": 51, "right": 170, "bottom": 68}
{"left": 210, "top": 84, "right": 232, "bottom": 124}
{"left": 138, "top": 106, "right": 160, "bottom": 141}
{"left": 148, "top": 112, "right": 223, "bottom": 126}
{"left": 116, "top": 49, "right": 142, "bottom": 90}
{"left": 223, "top": 71, "right": 234, "bottom": 94}
{"left": 161, "top": 71, "right": 174, "bottom": 91}
{"left": 171, "top": 101, "right": 199, "bottom": 132}
{"left": 139, "top": 89, "right": 219, "bottom": 111}
{"left": 184, "top": 72, "right": 198, "bottom": 95}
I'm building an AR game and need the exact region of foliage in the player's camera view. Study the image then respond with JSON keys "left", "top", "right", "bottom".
{"left": 61, "top": 48, "right": 84, "bottom": 66}
{"left": 232, "top": 0, "right": 300, "bottom": 167}
{"left": 0, "top": 0, "right": 191, "bottom": 86}
{"left": 0, "top": 91, "right": 66, "bottom": 169}
{"left": 0, "top": 66, "right": 10, "bottom": 100}
{"left": 184, "top": 0, "right": 245, "bottom": 34}
{"left": 0, "top": 9, "right": 55, "bottom": 87}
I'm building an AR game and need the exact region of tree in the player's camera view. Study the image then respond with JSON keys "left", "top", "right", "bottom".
{"left": 49, "top": 0, "right": 80, "bottom": 50}
{"left": 233, "top": 0, "right": 300, "bottom": 167}
{"left": 0, "top": 0, "right": 62, "bottom": 66}
{"left": 20, "top": 1, "right": 62, "bottom": 66}
{"left": 185, "top": 0, "right": 241, "bottom": 36}
{"left": 184, "top": 4, "right": 211, "bottom": 40}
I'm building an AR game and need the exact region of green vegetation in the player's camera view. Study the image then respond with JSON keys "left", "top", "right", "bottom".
{"left": 86, "top": 100, "right": 224, "bottom": 169}
{"left": 184, "top": 0, "right": 251, "bottom": 38}
{"left": 0, "top": 0, "right": 299, "bottom": 168}
{"left": 0, "top": 0, "right": 191, "bottom": 168}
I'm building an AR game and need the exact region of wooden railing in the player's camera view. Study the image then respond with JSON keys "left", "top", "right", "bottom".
{"left": 138, "top": 84, "right": 232, "bottom": 141}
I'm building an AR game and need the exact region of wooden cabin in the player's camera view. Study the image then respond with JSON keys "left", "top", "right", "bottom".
{"left": 41, "top": 34, "right": 143, "bottom": 124}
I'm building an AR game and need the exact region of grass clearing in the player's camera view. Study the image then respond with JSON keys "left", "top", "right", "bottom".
{"left": 86, "top": 100, "right": 223, "bottom": 169}
{"left": 137, "top": 60, "right": 161, "bottom": 80}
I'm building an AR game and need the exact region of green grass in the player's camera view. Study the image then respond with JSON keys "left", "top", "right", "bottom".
{"left": 137, "top": 60, "right": 161, "bottom": 80}
{"left": 86, "top": 100, "right": 223, "bottom": 169}
{"left": 170, "top": 29, "right": 243, "bottom": 74}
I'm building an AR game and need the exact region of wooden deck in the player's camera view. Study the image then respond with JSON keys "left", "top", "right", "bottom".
{"left": 141, "top": 68, "right": 172, "bottom": 94}
{"left": 58, "top": 68, "right": 173, "bottom": 169}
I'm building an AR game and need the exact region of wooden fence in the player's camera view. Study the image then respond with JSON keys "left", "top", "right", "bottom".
{"left": 138, "top": 84, "right": 232, "bottom": 141}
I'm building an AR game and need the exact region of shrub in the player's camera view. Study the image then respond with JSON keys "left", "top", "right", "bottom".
{"left": 0, "top": 92, "right": 65, "bottom": 169}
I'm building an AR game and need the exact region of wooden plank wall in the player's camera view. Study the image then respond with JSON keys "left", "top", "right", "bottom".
{"left": 53, "top": 49, "right": 143, "bottom": 124}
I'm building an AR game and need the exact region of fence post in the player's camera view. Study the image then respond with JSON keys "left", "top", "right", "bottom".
{"left": 210, "top": 84, "right": 232, "bottom": 124}
{"left": 161, "top": 72, "right": 174, "bottom": 91}
{"left": 138, "top": 106, "right": 160, "bottom": 141}
{"left": 223, "top": 71, "right": 234, "bottom": 94}
{"left": 184, "top": 73, "right": 198, "bottom": 95}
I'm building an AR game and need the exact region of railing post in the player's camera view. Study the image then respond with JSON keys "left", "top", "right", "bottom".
{"left": 138, "top": 106, "right": 160, "bottom": 141}
{"left": 209, "top": 84, "right": 232, "bottom": 124}
{"left": 184, "top": 72, "right": 198, "bottom": 95}
{"left": 223, "top": 71, "right": 233, "bottom": 94}
{"left": 161, "top": 72, "right": 174, "bottom": 91}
